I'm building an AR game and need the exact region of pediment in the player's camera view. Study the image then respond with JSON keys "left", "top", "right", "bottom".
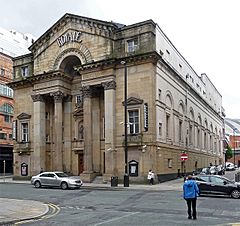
{"left": 17, "top": 112, "right": 31, "bottom": 120}
{"left": 29, "top": 13, "right": 119, "bottom": 53}
{"left": 122, "top": 97, "right": 144, "bottom": 106}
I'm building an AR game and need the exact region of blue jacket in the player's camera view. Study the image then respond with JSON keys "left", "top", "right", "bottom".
{"left": 183, "top": 179, "right": 199, "bottom": 199}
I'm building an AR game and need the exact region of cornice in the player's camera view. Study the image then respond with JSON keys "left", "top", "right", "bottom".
{"left": 75, "top": 51, "right": 160, "bottom": 73}
{"left": 8, "top": 71, "right": 73, "bottom": 89}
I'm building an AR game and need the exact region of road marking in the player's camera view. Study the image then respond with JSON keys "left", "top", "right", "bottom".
{"left": 14, "top": 203, "right": 60, "bottom": 225}
{"left": 93, "top": 212, "right": 139, "bottom": 226}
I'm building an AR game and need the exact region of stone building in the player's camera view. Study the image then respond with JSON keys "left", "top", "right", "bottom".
{"left": 9, "top": 14, "right": 225, "bottom": 182}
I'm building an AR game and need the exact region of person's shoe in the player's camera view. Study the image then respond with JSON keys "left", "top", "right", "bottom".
{"left": 193, "top": 217, "right": 197, "bottom": 220}
{"left": 188, "top": 216, "right": 192, "bottom": 219}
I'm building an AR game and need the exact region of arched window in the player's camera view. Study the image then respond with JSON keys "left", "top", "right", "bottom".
{"left": 0, "top": 103, "right": 13, "bottom": 114}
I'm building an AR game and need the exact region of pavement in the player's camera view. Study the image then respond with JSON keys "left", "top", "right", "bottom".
{"left": 0, "top": 175, "right": 183, "bottom": 225}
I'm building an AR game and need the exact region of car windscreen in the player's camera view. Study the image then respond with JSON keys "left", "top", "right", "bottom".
{"left": 55, "top": 172, "right": 69, "bottom": 178}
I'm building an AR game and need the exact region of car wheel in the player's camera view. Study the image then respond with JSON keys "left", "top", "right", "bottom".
{"left": 231, "top": 189, "right": 240, "bottom": 199}
{"left": 61, "top": 182, "right": 68, "bottom": 190}
{"left": 34, "top": 181, "right": 41, "bottom": 188}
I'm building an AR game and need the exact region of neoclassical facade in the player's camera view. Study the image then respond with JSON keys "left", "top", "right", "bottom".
{"left": 9, "top": 14, "right": 225, "bottom": 182}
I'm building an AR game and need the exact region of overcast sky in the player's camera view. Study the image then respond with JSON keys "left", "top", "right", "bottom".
{"left": 1, "top": 0, "right": 239, "bottom": 118}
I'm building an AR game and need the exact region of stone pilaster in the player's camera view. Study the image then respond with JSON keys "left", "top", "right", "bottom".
{"left": 31, "top": 94, "right": 46, "bottom": 175}
{"left": 63, "top": 95, "right": 72, "bottom": 173}
{"left": 52, "top": 91, "right": 64, "bottom": 171}
{"left": 102, "top": 81, "right": 117, "bottom": 181}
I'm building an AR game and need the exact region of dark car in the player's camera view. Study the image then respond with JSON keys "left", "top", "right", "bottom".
{"left": 194, "top": 175, "right": 240, "bottom": 199}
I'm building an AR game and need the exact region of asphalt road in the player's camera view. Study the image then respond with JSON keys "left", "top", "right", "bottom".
{"left": 1, "top": 181, "right": 240, "bottom": 226}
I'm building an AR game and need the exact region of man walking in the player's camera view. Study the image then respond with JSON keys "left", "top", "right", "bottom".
{"left": 183, "top": 175, "right": 199, "bottom": 220}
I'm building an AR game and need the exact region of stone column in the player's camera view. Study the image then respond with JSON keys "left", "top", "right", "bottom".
{"left": 81, "top": 86, "right": 93, "bottom": 182}
{"left": 63, "top": 95, "right": 72, "bottom": 173}
{"left": 52, "top": 91, "right": 64, "bottom": 171}
{"left": 31, "top": 94, "right": 46, "bottom": 175}
{"left": 103, "top": 81, "right": 116, "bottom": 181}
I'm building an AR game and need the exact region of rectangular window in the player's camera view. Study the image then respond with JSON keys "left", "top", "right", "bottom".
{"left": 4, "top": 115, "right": 11, "bottom": 123}
{"left": 158, "top": 122, "right": 162, "bottom": 136}
{"left": 127, "top": 39, "right": 138, "bottom": 53}
{"left": 197, "top": 128, "right": 201, "bottom": 148}
{"left": 128, "top": 109, "right": 139, "bottom": 134}
{"left": 189, "top": 124, "right": 193, "bottom": 144}
{"left": 21, "top": 66, "right": 29, "bottom": 77}
{"left": 21, "top": 122, "right": 29, "bottom": 142}
{"left": 166, "top": 114, "right": 170, "bottom": 138}
{"left": 168, "top": 159, "right": 172, "bottom": 168}
{"left": 204, "top": 132, "right": 207, "bottom": 149}
{"left": 158, "top": 89, "right": 161, "bottom": 101}
{"left": 76, "top": 95, "right": 82, "bottom": 104}
{"left": 179, "top": 120, "right": 182, "bottom": 142}
{"left": 0, "top": 133, "right": 7, "bottom": 140}
{"left": 9, "top": 134, "right": 13, "bottom": 140}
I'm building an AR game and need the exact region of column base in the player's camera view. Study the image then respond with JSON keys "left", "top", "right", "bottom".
{"left": 80, "top": 171, "right": 95, "bottom": 182}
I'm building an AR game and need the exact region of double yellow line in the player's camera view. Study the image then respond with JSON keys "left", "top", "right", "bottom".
{"left": 15, "top": 203, "right": 60, "bottom": 225}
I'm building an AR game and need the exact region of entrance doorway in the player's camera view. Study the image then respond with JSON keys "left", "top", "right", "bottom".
{"left": 78, "top": 153, "right": 84, "bottom": 175}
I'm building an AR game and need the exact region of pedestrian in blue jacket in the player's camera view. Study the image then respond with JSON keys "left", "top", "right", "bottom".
{"left": 183, "top": 175, "right": 199, "bottom": 220}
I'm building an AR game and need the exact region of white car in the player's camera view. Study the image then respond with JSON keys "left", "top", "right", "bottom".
{"left": 226, "top": 163, "right": 235, "bottom": 171}
{"left": 31, "top": 171, "right": 83, "bottom": 189}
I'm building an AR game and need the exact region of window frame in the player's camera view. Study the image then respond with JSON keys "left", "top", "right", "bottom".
{"left": 128, "top": 108, "right": 140, "bottom": 135}
{"left": 21, "top": 66, "right": 29, "bottom": 77}
{"left": 126, "top": 38, "right": 138, "bottom": 53}
{"left": 21, "top": 121, "right": 29, "bottom": 142}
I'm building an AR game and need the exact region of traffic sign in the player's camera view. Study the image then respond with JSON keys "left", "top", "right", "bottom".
{"left": 181, "top": 153, "right": 188, "bottom": 161}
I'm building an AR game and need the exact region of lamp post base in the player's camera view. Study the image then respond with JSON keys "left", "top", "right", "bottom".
{"left": 124, "top": 174, "right": 129, "bottom": 187}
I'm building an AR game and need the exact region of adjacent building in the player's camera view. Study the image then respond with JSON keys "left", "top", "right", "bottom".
{"left": 225, "top": 118, "right": 240, "bottom": 166}
{"left": 8, "top": 14, "right": 225, "bottom": 182}
{"left": 0, "top": 27, "right": 34, "bottom": 174}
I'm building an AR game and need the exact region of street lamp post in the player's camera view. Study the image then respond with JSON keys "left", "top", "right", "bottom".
{"left": 233, "top": 128, "right": 237, "bottom": 166}
{"left": 121, "top": 60, "right": 129, "bottom": 187}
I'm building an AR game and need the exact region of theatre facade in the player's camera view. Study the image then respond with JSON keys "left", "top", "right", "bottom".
{"left": 9, "top": 14, "right": 225, "bottom": 182}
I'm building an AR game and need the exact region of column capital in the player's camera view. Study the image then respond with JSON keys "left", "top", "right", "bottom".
{"left": 82, "top": 86, "right": 92, "bottom": 98}
{"left": 51, "top": 91, "right": 64, "bottom": 103}
{"left": 31, "top": 94, "right": 45, "bottom": 102}
{"left": 102, "top": 81, "right": 116, "bottom": 90}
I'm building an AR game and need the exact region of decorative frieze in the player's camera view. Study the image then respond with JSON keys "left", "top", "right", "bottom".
{"left": 102, "top": 81, "right": 116, "bottom": 90}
